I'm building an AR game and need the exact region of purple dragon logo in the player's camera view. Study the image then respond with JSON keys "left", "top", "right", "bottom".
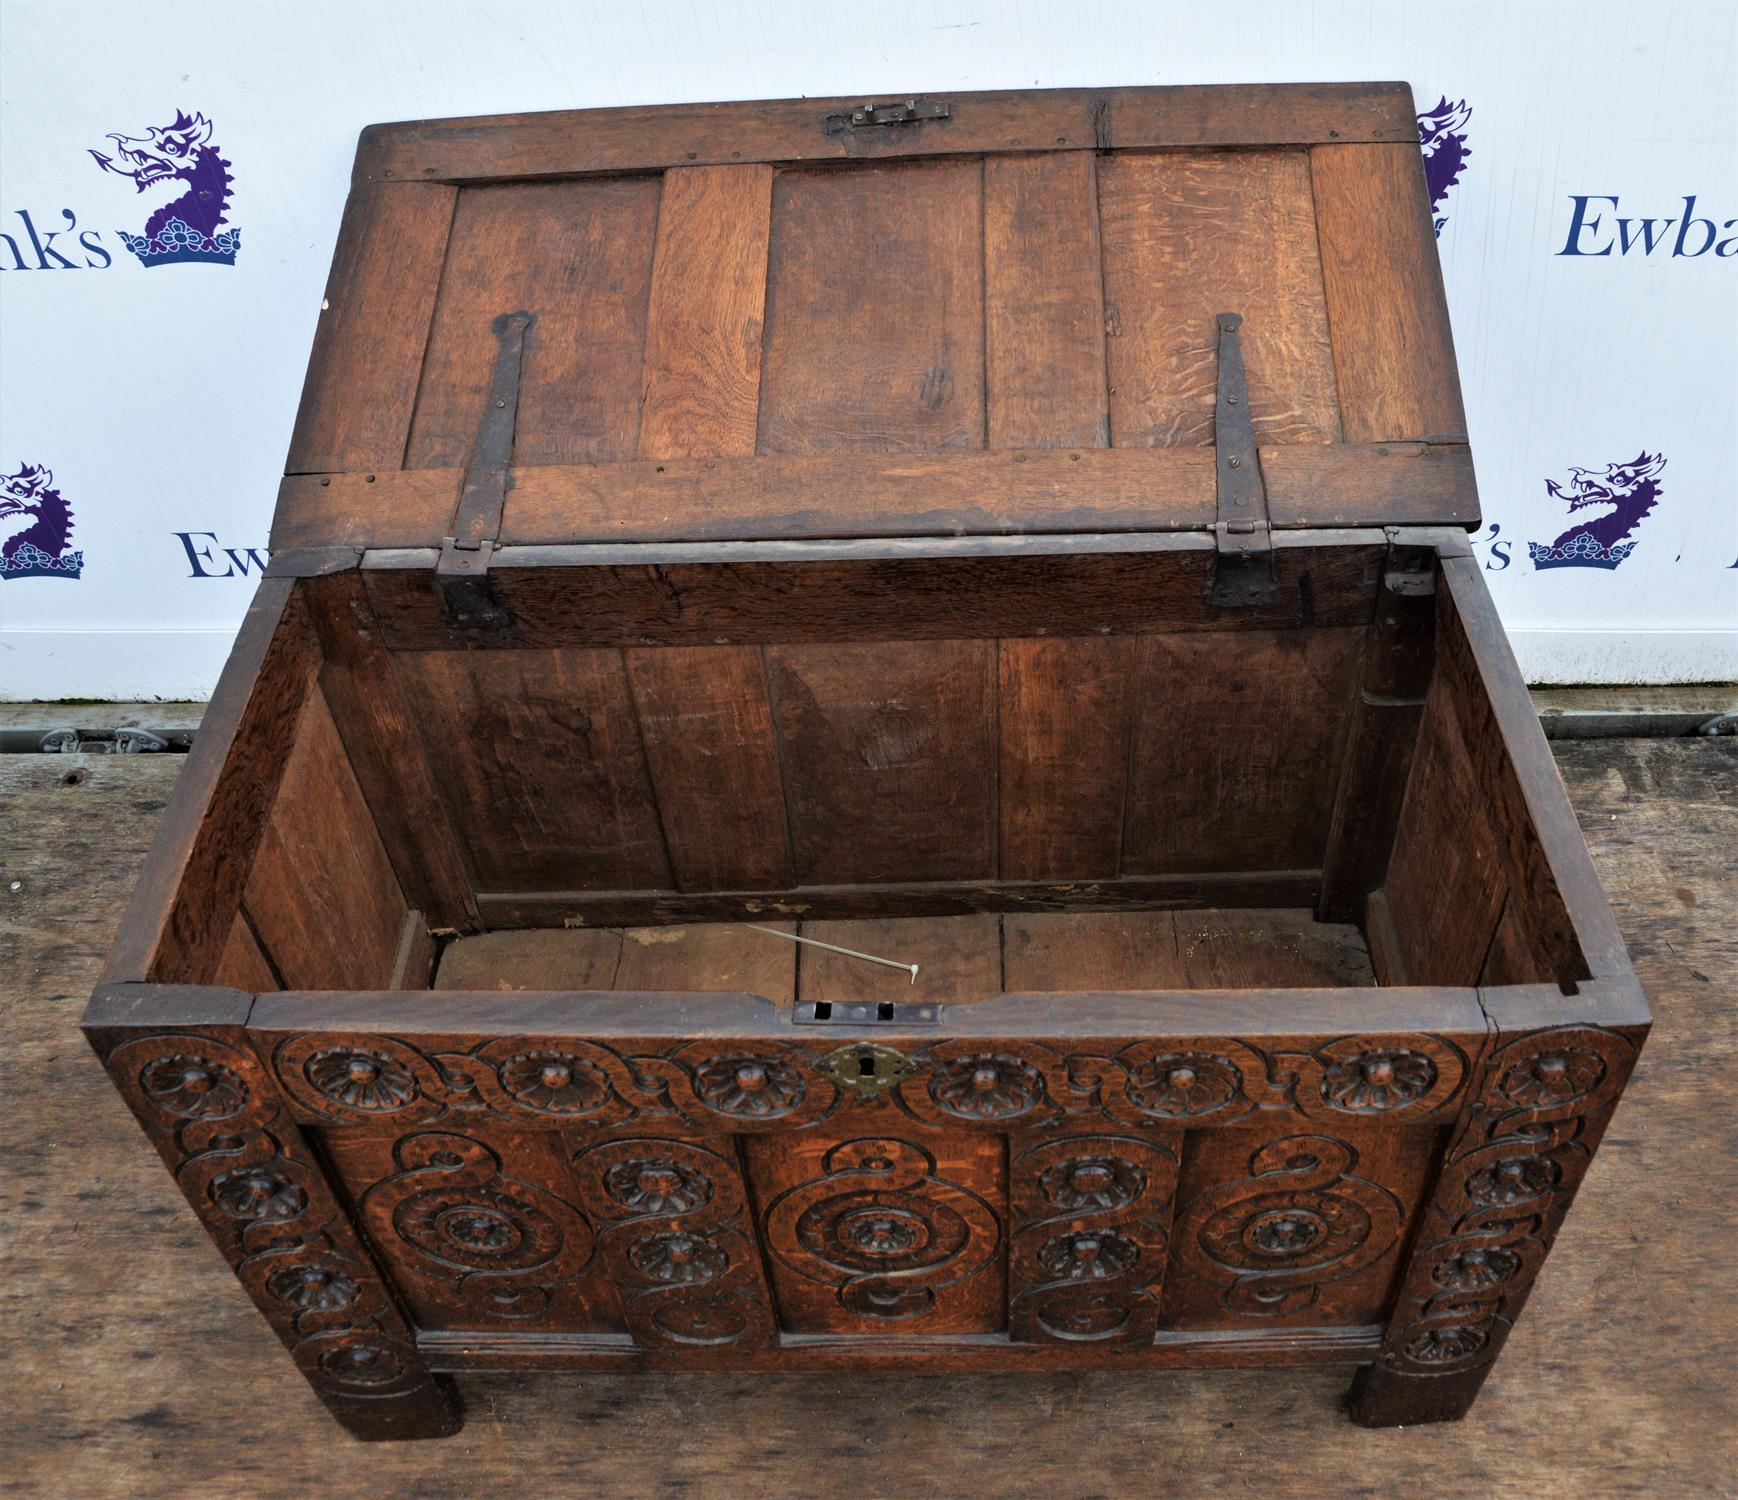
{"left": 89, "top": 109, "right": 238, "bottom": 267}
{"left": 0, "top": 464, "right": 84, "bottom": 580}
{"left": 1528, "top": 452, "right": 1666, "bottom": 571}
{"left": 1418, "top": 96, "right": 1471, "bottom": 238}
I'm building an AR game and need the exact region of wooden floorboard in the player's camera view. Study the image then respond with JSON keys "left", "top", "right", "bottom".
{"left": 0, "top": 738, "right": 1731, "bottom": 1498}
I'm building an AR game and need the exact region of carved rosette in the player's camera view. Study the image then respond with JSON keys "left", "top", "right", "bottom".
{"left": 273, "top": 1033, "right": 448, "bottom": 1125}
{"left": 1009, "top": 1133, "right": 1179, "bottom": 1346}
{"left": 1428, "top": 1244, "right": 1524, "bottom": 1294}
{"left": 96, "top": 1026, "right": 457, "bottom": 1434}
{"left": 267, "top": 1264, "right": 362, "bottom": 1314}
{"left": 496, "top": 1051, "right": 612, "bottom": 1113}
{"left": 469, "top": 1038, "right": 639, "bottom": 1127}
{"left": 604, "top": 1157, "right": 710, "bottom": 1217}
{"left": 1174, "top": 1134, "right": 1403, "bottom": 1316}
{"left": 928, "top": 1053, "right": 1045, "bottom": 1121}
{"left": 139, "top": 1053, "right": 249, "bottom": 1120}
{"left": 210, "top": 1165, "right": 309, "bottom": 1222}
{"left": 692, "top": 1054, "right": 807, "bottom": 1119}
{"left": 1037, "top": 1154, "right": 1145, "bottom": 1213}
{"left": 1124, "top": 1052, "right": 1246, "bottom": 1119}
{"left": 361, "top": 1132, "right": 595, "bottom": 1320}
{"left": 1320, "top": 1049, "right": 1436, "bottom": 1113}
{"left": 306, "top": 1047, "right": 419, "bottom": 1112}
{"left": 571, "top": 1137, "right": 776, "bottom": 1350}
{"left": 662, "top": 1042, "right": 839, "bottom": 1132}
{"left": 763, "top": 1138, "right": 1000, "bottom": 1323}
{"left": 1298, "top": 1035, "right": 1467, "bottom": 1121}
{"left": 1370, "top": 1025, "right": 1642, "bottom": 1384}
{"left": 1497, "top": 1046, "right": 1607, "bottom": 1111}
{"left": 1084, "top": 1040, "right": 1265, "bottom": 1128}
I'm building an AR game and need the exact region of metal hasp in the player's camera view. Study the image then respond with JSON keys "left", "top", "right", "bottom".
{"left": 437, "top": 309, "right": 534, "bottom": 633}
{"left": 1208, "top": 311, "right": 1276, "bottom": 608}
{"left": 847, "top": 98, "right": 950, "bottom": 127}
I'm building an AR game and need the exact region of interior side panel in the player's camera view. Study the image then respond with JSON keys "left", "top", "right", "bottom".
{"left": 240, "top": 685, "right": 416, "bottom": 991}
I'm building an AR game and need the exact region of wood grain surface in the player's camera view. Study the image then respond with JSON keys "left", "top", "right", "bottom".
{"left": 2, "top": 734, "right": 1728, "bottom": 1496}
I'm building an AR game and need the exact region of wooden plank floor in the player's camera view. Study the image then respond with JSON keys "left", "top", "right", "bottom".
{"left": 1, "top": 738, "right": 1731, "bottom": 1499}
{"left": 433, "top": 909, "right": 1376, "bottom": 999}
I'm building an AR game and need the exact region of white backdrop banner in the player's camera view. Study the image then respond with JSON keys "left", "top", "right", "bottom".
{"left": 1, "top": 0, "right": 1734, "bottom": 698}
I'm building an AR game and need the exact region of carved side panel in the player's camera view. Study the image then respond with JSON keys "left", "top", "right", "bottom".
{"left": 90, "top": 1019, "right": 459, "bottom": 1439}
{"left": 749, "top": 1133, "right": 1005, "bottom": 1333}
{"left": 1008, "top": 1132, "right": 1180, "bottom": 1345}
{"left": 569, "top": 1136, "right": 777, "bottom": 1350}
{"left": 1363, "top": 1024, "right": 1642, "bottom": 1387}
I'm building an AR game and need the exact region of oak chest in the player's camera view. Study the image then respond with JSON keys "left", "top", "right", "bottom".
{"left": 88, "top": 83, "right": 1649, "bottom": 1440}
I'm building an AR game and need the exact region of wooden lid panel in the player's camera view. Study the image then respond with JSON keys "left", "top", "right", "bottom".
{"left": 1101, "top": 150, "right": 1341, "bottom": 448}
{"left": 405, "top": 177, "right": 662, "bottom": 469}
{"left": 757, "top": 160, "right": 986, "bottom": 456}
{"left": 280, "top": 85, "right": 1474, "bottom": 547}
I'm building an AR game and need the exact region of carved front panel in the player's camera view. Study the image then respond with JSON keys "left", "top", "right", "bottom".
{"left": 746, "top": 1131, "right": 1005, "bottom": 1333}
{"left": 568, "top": 1135, "right": 777, "bottom": 1351}
{"left": 1009, "top": 1131, "right": 1180, "bottom": 1345}
{"left": 1163, "top": 1121, "right": 1438, "bottom": 1329}
{"left": 322, "top": 1128, "right": 625, "bottom": 1333}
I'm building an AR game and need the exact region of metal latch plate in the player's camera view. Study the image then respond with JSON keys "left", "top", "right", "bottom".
{"left": 848, "top": 98, "right": 949, "bottom": 127}
{"left": 795, "top": 1000, "right": 941, "bottom": 1026}
{"left": 814, "top": 1042, "right": 919, "bottom": 1097}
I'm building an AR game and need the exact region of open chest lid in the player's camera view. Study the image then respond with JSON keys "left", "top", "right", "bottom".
{"left": 272, "top": 83, "right": 1475, "bottom": 572}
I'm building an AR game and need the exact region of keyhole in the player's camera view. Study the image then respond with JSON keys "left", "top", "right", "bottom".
{"left": 858, "top": 1055, "right": 878, "bottom": 1077}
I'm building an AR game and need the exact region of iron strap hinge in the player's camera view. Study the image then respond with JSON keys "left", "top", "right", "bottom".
{"left": 1208, "top": 311, "right": 1276, "bottom": 608}
{"left": 438, "top": 309, "right": 533, "bottom": 631}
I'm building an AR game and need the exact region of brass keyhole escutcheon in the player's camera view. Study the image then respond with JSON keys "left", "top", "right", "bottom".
{"left": 816, "top": 1043, "right": 915, "bottom": 1098}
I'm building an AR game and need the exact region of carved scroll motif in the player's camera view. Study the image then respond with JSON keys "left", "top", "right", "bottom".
{"left": 359, "top": 1132, "right": 595, "bottom": 1320}
{"left": 261, "top": 1030, "right": 1474, "bottom": 1136}
{"left": 269, "top": 1032, "right": 841, "bottom": 1133}
{"left": 1369, "top": 1025, "right": 1642, "bottom": 1379}
{"left": 100, "top": 1029, "right": 457, "bottom": 1435}
{"left": 760, "top": 1137, "right": 1001, "bottom": 1323}
{"left": 569, "top": 1137, "right": 776, "bottom": 1349}
{"left": 1009, "top": 1133, "right": 1180, "bottom": 1344}
{"left": 1173, "top": 1133, "right": 1405, "bottom": 1316}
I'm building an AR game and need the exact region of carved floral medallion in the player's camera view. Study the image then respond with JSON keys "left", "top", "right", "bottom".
{"left": 140, "top": 1053, "right": 248, "bottom": 1120}
{"left": 496, "top": 1050, "right": 611, "bottom": 1114}
{"left": 304, "top": 1047, "right": 419, "bottom": 1112}
{"left": 1320, "top": 1049, "right": 1438, "bottom": 1113}
{"left": 692, "top": 1054, "right": 806, "bottom": 1118}
{"left": 1123, "top": 1051, "right": 1242, "bottom": 1118}
{"left": 928, "top": 1053, "right": 1044, "bottom": 1120}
